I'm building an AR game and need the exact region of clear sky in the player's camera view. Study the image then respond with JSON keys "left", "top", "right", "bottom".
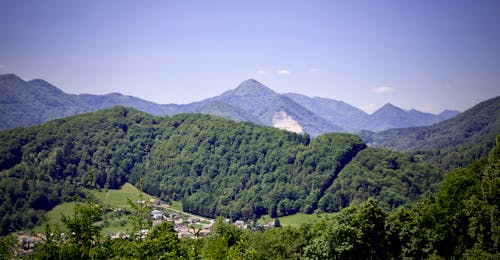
{"left": 1, "top": 0, "right": 499, "bottom": 114}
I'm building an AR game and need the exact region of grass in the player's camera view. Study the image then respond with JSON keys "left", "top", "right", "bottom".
{"left": 32, "top": 202, "right": 79, "bottom": 233}
{"left": 34, "top": 183, "right": 152, "bottom": 234}
{"left": 170, "top": 200, "right": 183, "bottom": 211}
{"left": 34, "top": 183, "right": 189, "bottom": 235}
{"left": 100, "top": 215, "right": 134, "bottom": 235}
{"left": 259, "top": 212, "right": 338, "bottom": 227}
{"left": 92, "top": 183, "right": 152, "bottom": 209}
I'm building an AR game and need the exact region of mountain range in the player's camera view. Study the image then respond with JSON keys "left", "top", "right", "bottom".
{"left": 0, "top": 74, "right": 460, "bottom": 134}
{"left": 360, "top": 95, "right": 500, "bottom": 170}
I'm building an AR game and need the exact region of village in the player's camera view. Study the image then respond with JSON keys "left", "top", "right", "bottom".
{"left": 14, "top": 198, "right": 278, "bottom": 255}
{"left": 131, "top": 199, "right": 277, "bottom": 239}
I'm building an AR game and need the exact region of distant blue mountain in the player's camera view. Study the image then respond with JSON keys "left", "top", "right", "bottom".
{"left": 0, "top": 73, "right": 460, "bottom": 134}
{"left": 284, "top": 94, "right": 459, "bottom": 132}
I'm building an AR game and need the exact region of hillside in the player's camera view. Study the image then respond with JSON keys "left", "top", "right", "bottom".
{"left": 361, "top": 95, "right": 500, "bottom": 170}
{"left": 0, "top": 74, "right": 458, "bottom": 134}
{"left": 8, "top": 137, "right": 499, "bottom": 259}
{"left": 0, "top": 107, "right": 440, "bottom": 235}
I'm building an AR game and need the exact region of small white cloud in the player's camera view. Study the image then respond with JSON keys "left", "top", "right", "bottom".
{"left": 255, "top": 70, "right": 266, "bottom": 75}
{"left": 277, "top": 69, "right": 291, "bottom": 75}
{"left": 309, "top": 68, "right": 320, "bottom": 72}
{"left": 370, "top": 86, "right": 394, "bottom": 94}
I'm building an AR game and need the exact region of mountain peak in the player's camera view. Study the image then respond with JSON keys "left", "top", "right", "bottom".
{"left": 437, "top": 109, "right": 460, "bottom": 120}
{"left": 28, "top": 79, "right": 66, "bottom": 95}
{"left": 438, "top": 109, "right": 460, "bottom": 115}
{"left": 375, "top": 103, "right": 405, "bottom": 113}
{"left": 28, "top": 78, "right": 51, "bottom": 85}
{"left": 381, "top": 103, "right": 399, "bottom": 109}
{"left": 0, "top": 73, "right": 22, "bottom": 81}
{"left": 232, "top": 79, "right": 277, "bottom": 97}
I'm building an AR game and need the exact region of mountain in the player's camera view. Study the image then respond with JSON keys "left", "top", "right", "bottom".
{"left": 0, "top": 107, "right": 440, "bottom": 235}
{"left": 0, "top": 74, "right": 88, "bottom": 129}
{"left": 360, "top": 96, "right": 500, "bottom": 170}
{"left": 366, "top": 103, "right": 417, "bottom": 132}
{"left": 0, "top": 73, "right": 459, "bottom": 134}
{"left": 283, "top": 93, "right": 370, "bottom": 132}
{"left": 208, "top": 80, "right": 344, "bottom": 135}
{"left": 0, "top": 74, "right": 171, "bottom": 130}
{"left": 216, "top": 79, "right": 279, "bottom": 116}
{"left": 77, "top": 92, "right": 172, "bottom": 116}
{"left": 195, "top": 100, "right": 262, "bottom": 123}
{"left": 360, "top": 103, "right": 458, "bottom": 132}
{"left": 437, "top": 109, "right": 461, "bottom": 121}
{"left": 285, "top": 94, "right": 459, "bottom": 132}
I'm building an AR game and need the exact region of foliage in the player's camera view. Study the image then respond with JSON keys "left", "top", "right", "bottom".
{"left": 1, "top": 107, "right": 438, "bottom": 235}
{"left": 0, "top": 107, "right": 159, "bottom": 235}
{"left": 137, "top": 222, "right": 186, "bottom": 259}
{"left": 321, "top": 148, "right": 441, "bottom": 212}
{"left": 417, "top": 135, "right": 500, "bottom": 258}
{"left": 34, "top": 197, "right": 109, "bottom": 259}
{"left": 19, "top": 138, "right": 500, "bottom": 259}
{"left": 0, "top": 234, "right": 16, "bottom": 259}
{"left": 362, "top": 95, "right": 500, "bottom": 171}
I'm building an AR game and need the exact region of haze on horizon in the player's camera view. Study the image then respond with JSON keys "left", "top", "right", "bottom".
{"left": 1, "top": 0, "right": 499, "bottom": 114}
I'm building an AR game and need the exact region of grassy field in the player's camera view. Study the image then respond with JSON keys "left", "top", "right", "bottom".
{"left": 169, "top": 200, "right": 183, "bottom": 211}
{"left": 259, "top": 212, "right": 338, "bottom": 227}
{"left": 34, "top": 183, "right": 155, "bottom": 234}
{"left": 92, "top": 183, "right": 152, "bottom": 209}
{"left": 33, "top": 202, "right": 79, "bottom": 233}
{"left": 100, "top": 214, "right": 134, "bottom": 235}
{"left": 36, "top": 184, "right": 334, "bottom": 234}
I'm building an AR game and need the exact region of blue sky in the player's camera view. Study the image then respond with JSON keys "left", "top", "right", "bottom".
{"left": 1, "top": 0, "right": 499, "bottom": 113}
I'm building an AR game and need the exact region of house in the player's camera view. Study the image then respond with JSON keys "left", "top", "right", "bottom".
{"left": 137, "top": 229, "right": 149, "bottom": 240}
{"left": 153, "top": 213, "right": 164, "bottom": 220}
{"left": 188, "top": 216, "right": 200, "bottom": 223}
{"left": 151, "top": 210, "right": 163, "bottom": 215}
{"left": 111, "top": 232, "right": 129, "bottom": 239}
{"left": 233, "top": 220, "right": 247, "bottom": 229}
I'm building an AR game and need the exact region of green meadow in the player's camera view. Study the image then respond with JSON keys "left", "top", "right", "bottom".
{"left": 33, "top": 183, "right": 153, "bottom": 234}
{"left": 259, "top": 212, "right": 338, "bottom": 227}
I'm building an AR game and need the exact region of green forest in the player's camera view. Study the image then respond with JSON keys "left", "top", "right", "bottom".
{"left": 0, "top": 106, "right": 498, "bottom": 258}
{"left": 361, "top": 96, "right": 500, "bottom": 171}
{"left": 1, "top": 135, "right": 498, "bottom": 259}
{"left": 0, "top": 107, "right": 439, "bottom": 235}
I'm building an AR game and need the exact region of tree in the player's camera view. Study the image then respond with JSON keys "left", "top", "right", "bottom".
{"left": 60, "top": 198, "right": 105, "bottom": 259}
{"left": 274, "top": 218, "right": 281, "bottom": 228}
{"left": 352, "top": 198, "right": 388, "bottom": 258}
{"left": 140, "top": 222, "right": 185, "bottom": 259}
{"left": 0, "top": 235, "right": 16, "bottom": 259}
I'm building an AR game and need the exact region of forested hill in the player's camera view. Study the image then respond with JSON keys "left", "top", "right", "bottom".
{"left": 0, "top": 107, "right": 440, "bottom": 235}
{"left": 361, "top": 95, "right": 500, "bottom": 170}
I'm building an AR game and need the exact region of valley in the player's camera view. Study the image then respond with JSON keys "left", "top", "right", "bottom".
{"left": 2, "top": 0, "right": 499, "bottom": 258}
{"left": 0, "top": 98, "right": 497, "bottom": 259}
